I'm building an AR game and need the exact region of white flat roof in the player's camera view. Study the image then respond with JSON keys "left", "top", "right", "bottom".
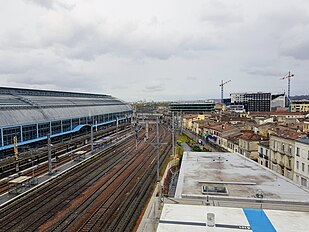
{"left": 157, "top": 204, "right": 309, "bottom": 232}
{"left": 175, "top": 152, "right": 309, "bottom": 202}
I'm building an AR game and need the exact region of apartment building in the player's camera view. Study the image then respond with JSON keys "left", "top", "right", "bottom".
{"left": 223, "top": 132, "right": 242, "bottom": 153}
{"left": 208, "top": 124, "right": 241, "bottom": 146}
{"left": 258, "top": 141, "right": 270, "bottom": 168}
{"left": 291, "top": 100, "right": 309, "bottom": 112}
{"left": 182, "top": 114, "right": 197, "bottom": 130}
{"left": 294, "top": 138, "right": 309, "bottom": 189}
{"left": 269, "top": 130, "right": 303, "bottom": 180}
{"left": 238, "top": 132, "right": 261, "bottom": 160}
{"left": 304, "top": 120, "right": 309, "bottom": 132}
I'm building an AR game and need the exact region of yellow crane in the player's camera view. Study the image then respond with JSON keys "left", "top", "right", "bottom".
{"left": 13, "top": 136, "right": 19, "bottom": 161}
{"left": 13, "top": 136, "right": 19, "bottom": 172}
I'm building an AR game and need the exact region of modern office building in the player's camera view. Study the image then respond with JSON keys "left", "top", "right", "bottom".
{"left": 230, "top": 92, "right": 278, "bottom": 112}
{"left": 169, "top": 101, "right": 215, "bottom": 113}
{"left": 0, "top": 87, "right": 132, "bottom": 157}
{"left": 271, "top": 93, "right": 286, "bottom": 110}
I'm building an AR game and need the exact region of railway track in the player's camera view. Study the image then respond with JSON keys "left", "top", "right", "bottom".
{"left": 0, "top": 133, "right": 137, "bottom": 231}
{"left": 0, "top": 123, "right": 130, "bottom": 178}
{"left": 0, "top": 124, "right": 171, "bottom": 231}
{"left": 0, "top": 126, "right": 131, "bottom": 195}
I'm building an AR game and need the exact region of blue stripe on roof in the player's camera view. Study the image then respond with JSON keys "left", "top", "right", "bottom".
{"left": 0, "top": 118, "right": 127, "bottom": 151}
{"left": 243, "top": 208, "right": 276, "bottom": 232}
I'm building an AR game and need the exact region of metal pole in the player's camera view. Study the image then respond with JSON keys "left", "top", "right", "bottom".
{"left": 172, "top": 112, "right": 175, "bottom": 158}
{"left": 48, "top": 134, "right": 52, "bottom": 175}
{"left": 288, "top": 71, "right": 291, "bottom": 99}
{"left": 156, "top": 117, "right": 160, "bottom": 182}
{"left": 180, "top": 110, "right": 183, "bottom": 134}
{"left": 116, "top": 117, "right": 119, "bottom": 139}
{"left": 31, "top": 150, "right": 34, "bottom": 178}
{"left": 32, "top": 160, "right": 34, "bottom": 178}
{"left": 91, "top": 125, "right": 94, "bottom": 153}
{"left": 146, "top": 121, "right": 149, "bottom": 140}
{"left": 156, "top": 117, "right": 162, "bottom": 209}
{"left": 135, "top": 124, "right": 138, "bottom": 150}
{"left": 221, "top": 80, "right": 224, "bottom": 103}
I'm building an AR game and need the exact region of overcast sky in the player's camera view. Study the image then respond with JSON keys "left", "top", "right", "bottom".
{"left": 0, "top": 0, "right": 308, "bottom": 101}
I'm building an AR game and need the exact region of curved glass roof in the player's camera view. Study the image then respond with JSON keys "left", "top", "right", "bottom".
{"left": 0, "top": 87, "right": 131, "bottom": 127}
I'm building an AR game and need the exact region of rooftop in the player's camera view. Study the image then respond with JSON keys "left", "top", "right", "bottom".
{"left": 175, "top": 152, "right": 309, "bottom": 202}
{"left": 296, "top": 138, "right": 309, "bottom": 145}
{"left": 209, "top": 124, "right": 237, "bottom": 132}
{"left": 170, "top": 101, "right": 215, "bottom": 106}
{"left": 157, "top": 204, "right": 309, "bottom": 232}
{"left": 0, "top": 86, "right": 110, "bottom": 98}
{"left": 183, "top": 114, "right": 198, "bottom": 119}
{"left": 259, "top": 141, "right": 270, "bottom": 148}
{"left": 250, "top": 112, "right": 308, "bottom": 116}
{"left": 238, "top": 132, "right": 261, "bottom": 141}
{"left": 272, "top": 129, "right": 304, "bottom": 140}
{"left": 0, "top": 87, "right": 131, "bottom": 127}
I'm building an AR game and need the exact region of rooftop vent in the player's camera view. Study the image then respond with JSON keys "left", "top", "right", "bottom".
{"left": 207, "top": 213, "right": 215, "bottom": 227}
{"left": 256, "top": 189, "right": 264, "bottom": 199}
{"left": 202, "top": 184, "right": 228, "bottom": 195}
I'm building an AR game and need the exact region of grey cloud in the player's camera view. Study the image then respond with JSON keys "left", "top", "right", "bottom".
{"left": 111, "top": 85, "right": 127, "bottom": 90}
{"left": 280, "top": 26, "right": 309, "bottom": 60}
{"left": 187, "top": 76, "right": 198, "bottom": 81}
{"left": 1, "top": 1, "right": 309, "bottom": 101}
{"left": 144, "top": 84, "right": 164, "bottom": 92}
{"left": 7, "top": 72, "right": 103, "bottom": 93}
{"left": 244, "top": 68, "right": 281, "bottom": 77}
{"left": 199, "top": 1, "right": 243, "bottom": 26}
{"left": 29, "top": 13, "right": 221, "bottom": 61}
{"left": 26, "top": 0, "right": 76, "bottom": 10}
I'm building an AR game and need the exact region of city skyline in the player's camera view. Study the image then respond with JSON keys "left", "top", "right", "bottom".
{"left": 0, "top": 0, "right": 309, "bottom": 101}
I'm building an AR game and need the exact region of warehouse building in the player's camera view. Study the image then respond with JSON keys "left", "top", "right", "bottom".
{"left": 0, "top": 87, "right": 132, "bottom": 157}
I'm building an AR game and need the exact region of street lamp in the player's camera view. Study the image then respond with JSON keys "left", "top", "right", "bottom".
{"left": 47, "top": 134, "right": 54, "bottom": 175}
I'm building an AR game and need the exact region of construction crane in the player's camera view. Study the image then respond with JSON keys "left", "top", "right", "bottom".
{"left": 280, "top": 71, "right": 294, "bottom": 99}
{"left": 219, "top": 80, "right": 231, "bottom": 103}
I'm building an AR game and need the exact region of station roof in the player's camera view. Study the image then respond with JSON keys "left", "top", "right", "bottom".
{"left": 0, "top": 87, "right": 131, "bottom": 128}
{"left": 175, "top": 152, "right": 309, "bottom": 202}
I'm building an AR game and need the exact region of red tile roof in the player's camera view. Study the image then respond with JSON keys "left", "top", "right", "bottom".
{"left": 272, "top": 129, "right": 304, "bottom": 140}
{"left": 209, "top": 124, "right": 236, "bottom": 132}
{"left": 239, "top": 132, "right": 261, "bottom": 141}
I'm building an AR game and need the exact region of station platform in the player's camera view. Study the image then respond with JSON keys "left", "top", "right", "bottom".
{"left": 0, "top": 151, "right": 93, "bottom": 206}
